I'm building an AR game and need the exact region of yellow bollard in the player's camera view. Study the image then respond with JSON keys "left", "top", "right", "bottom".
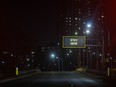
{"left": 107, "top": 67, "right": 110, "bottom": 77}
{"left": 16, "top": 67, "right": 19, "bottom": 76}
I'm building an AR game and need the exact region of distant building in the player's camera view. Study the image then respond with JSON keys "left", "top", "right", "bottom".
{"left": 57, "top": 0, "right": 104, "bottom": 36}
{"left": 57, "top": 0, "right": 106, "bottom": 72}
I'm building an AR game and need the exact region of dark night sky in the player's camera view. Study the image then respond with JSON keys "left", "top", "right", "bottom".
{"left": 0, "top": 1, "right": 57, "bottom": 50}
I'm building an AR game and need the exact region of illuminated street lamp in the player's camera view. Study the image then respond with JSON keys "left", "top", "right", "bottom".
{"left": 86, "top": 30, "right": 90, "bottom": 34}
{"left": 51, "top": 53, "right": 55, "bottom": 59}
{"left": 87, "top": 23, "right": 92, "bottom": 28}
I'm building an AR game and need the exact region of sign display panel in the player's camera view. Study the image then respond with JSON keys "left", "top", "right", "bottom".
{"left": 62, "top": 36, "right": 86, "bottom": 48}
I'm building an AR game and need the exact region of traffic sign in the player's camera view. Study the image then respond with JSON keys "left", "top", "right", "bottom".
{"left": 62, "top": 36, "right": 86, "bottom": 48}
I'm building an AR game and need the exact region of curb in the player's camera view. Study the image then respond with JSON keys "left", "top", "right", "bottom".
{"left": 0, "top": 72, "right": 39, "bottom": 83}
{"left": 75, "top": 71, "right": 106, "bottom": 79}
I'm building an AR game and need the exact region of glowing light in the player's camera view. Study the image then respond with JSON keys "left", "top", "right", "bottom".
{"left": 67, "top": 53, "right": 69, "bottom": 56}
{"left": 75, "top": 32, "right": 78, "bottom": 35}
{"left": 69, "top": 50, "right": 72, "bottom": 53}
{"left": 27, "top": 59, "right": 29, "bottom": 61}
{"left": 51, "top": 54, "right": 55, "bottom": 58}
{"left": 50, "top": 53, "right": 55, "bottom": 59}
{"left": 87, "top": 24, "right": 91, "bottom": 28}
{"left": 86, "top": 30, "right": 90, "bottom": 34}
{"left": 2, "top": 61, "right": 5, "bottom": 64}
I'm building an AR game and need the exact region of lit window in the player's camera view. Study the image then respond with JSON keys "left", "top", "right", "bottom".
{"left": 57, "top": 43, "right": 60, "bottom": 45}
{"left": 66, "top": 17, "right": 68, "bottom": 19}
{"left": 28, "top": 64, "right": 30, "bottom": 67}
{"left": 60, "top": 14, "right": 63, "bottom": 17}
{"left": 88, "top": 1, "right": 90, "bottom": 4}
{"left": 69, "top": 20, "right": 71, "bottom": 22}
{"left": 75, "top": 17, "right": 77, "bottom": 20}
{"left": 93, "top": 52, "right": 96, "bottom": 55}
{"left": 69, "top": 17, "right": 71, "bottom": 19}
{"left": 83, "top": 49, "right": 85, "bottom": 52}
{"left": 42, "top": 47, "right": 45, "bottom": 49}
{"left": 11, "top": 54, "right": 13, "bottom": 57}
{"left": 88, "top": 47, "right": 90, "bottom": 49}
{"left": 27, "top": 59, "right": 30, "bottom": 61}
{"left": 98, "top": 42, "right": 101, "bottom": 44}
{"left": 79, "top": 18, "right": 81, "bottom": 21}
{"left": 69, "top": 23, "right": 71, "bottom": 25}
{"left": 66, "top": 21, "right": 68, "bottom": 23}
{"left": 31, "top": 51, "right": 35, "bottom": 54}
{"left": 2, "top": 61, "right": 5, "bottom": 64}
{"left": 101, "top": 15, "right": 104, "bottom": 18}
{"left": 78, "top": 12, "right": 81, "bottom": 14}
{"left": 88, "top": 14, "right": 91, "bottom": 16}
{"left": 98, "top": 18, "right": 100, "bottom": 21}
{"left": 75, "top": 32, "right": 78, "bottom": 35}
{"left": 66, "top": 30, "right": 68, "bottom": 32}
{"left": 83, "top": 31, "right": 85, "bottom": 34}
{"left": 79, "top": 27, "right": 81, "bottom": 30}
{"left": 99, "top": 54, "right": 102, "bottom": 56}
{"left": 88, "top": 10, "right": 91, "bottom": 13}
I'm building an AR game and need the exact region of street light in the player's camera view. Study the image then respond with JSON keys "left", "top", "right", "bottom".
{"left": 50, "top": 53, "right": 60, "bottom": 71}
{"left": 87, "top": 23, "right": 92, "bottom": 28}
{"left": 86, "top": 30, "right": 90, "bottom": 34}
{"left": 50, "top": 53, "right": 55, "bottom": 59}
{"left": 51, "top": 54, "right": 55, "bottom": 58}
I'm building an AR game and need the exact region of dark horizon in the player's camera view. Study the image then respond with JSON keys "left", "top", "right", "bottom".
{"left": 0, "top": 1, "right": 58, "bottom": 51}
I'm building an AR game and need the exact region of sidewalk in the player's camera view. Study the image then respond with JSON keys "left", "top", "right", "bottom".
{"left": 0, "top": 69, "right": 41, "bottom": 83}
{"left": 76, "top": 68, "right": 116, "bottom": 85}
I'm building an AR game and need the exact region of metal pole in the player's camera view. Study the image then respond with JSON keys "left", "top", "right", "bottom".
{"left": 62, "top": 58, "right": 63, "bottom": 71}
{"left": 87, "top": 47, "right": 89, "bottom": 69}
{"left": 90, "top": 48, "right": 92, "bottom": 70}
{"left": 79, "top": 48, "right": 81, "bottom": 67}
{"left": 102, "top": 37, "right": 105, "bottom": 70}
{"left": 58, "top": 58, "right": 60, "bottom": 71}
{"left": 108, "top": 30, "right": 110, "bottom": 47}
{"left": 83, "top": 48, "right": 85, "bottom": 67}
{"left": 108, "top": 30, "right": 111, "bottom": 76}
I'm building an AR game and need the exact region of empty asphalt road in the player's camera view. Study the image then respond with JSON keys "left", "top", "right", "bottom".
{"left": 0, "top": 71, "right": 114, "bottom": 87}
